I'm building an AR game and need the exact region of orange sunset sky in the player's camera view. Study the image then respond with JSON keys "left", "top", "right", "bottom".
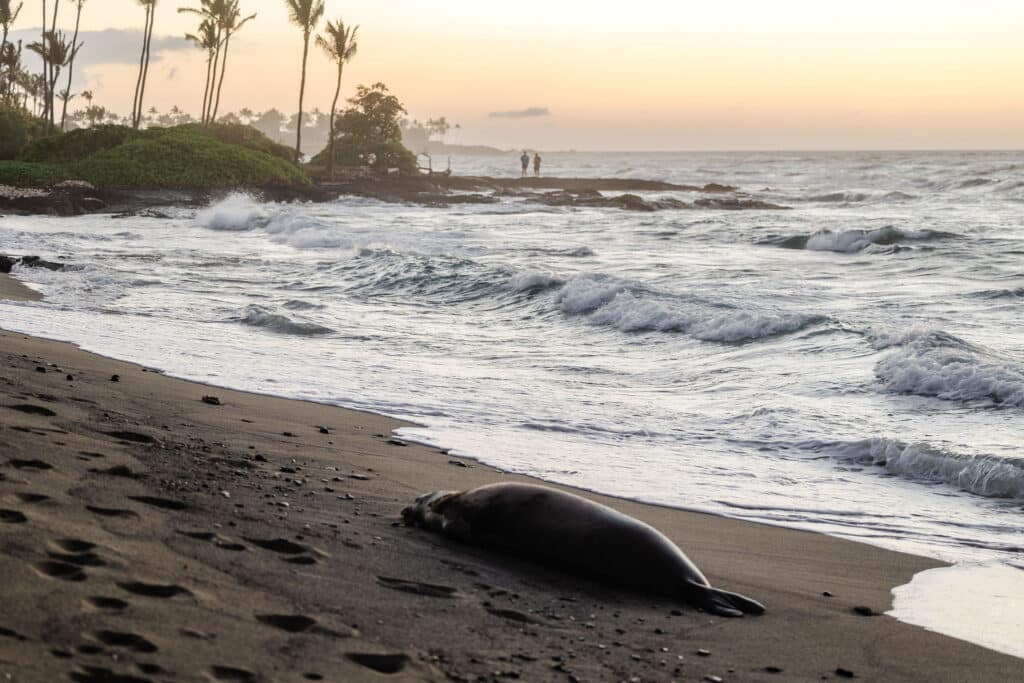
{"left": 11, "top": 0, "right": 1024, "bottom": 150}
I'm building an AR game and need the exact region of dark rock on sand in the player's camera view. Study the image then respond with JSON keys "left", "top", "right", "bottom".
{"left": 0, "top": 254, "right": 66, "bottom": 273}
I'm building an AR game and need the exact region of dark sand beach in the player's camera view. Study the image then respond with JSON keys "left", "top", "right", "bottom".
{"left": 2, "top": 272, "right": 1021, "bottom": 682}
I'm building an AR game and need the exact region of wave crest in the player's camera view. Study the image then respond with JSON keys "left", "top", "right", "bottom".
{"left": 761, "top": 227, "right": 958, "bottom": 254}
{"left": 196, "top": 194, "right": 268, "bottom": 231}
{"left": 235, "top": 305, "right": 333, "bottom": 336}
{"left": 874, "top": 331, "right": 1024, "bottom": 406}
{"left": 805, "top": 438, "right": 1024, "bottom": 499}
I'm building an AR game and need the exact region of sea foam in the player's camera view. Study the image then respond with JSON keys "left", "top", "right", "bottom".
{"left": 808, "top": 438, "right": 1024, "bottom": 500}
{"left": 874, "top": 330, "right": 1024, "bottom": 407}
{"left": 196, "top": 193, "right": 268, "bottom": 231}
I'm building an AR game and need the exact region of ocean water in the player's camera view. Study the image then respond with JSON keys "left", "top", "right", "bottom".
{"left": 2, "top": 151, "right": 1022, "bottom": 655}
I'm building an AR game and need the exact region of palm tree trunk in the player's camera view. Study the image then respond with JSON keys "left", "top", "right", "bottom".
{"left": 40, "top": 1, "right": 48, "bottom": 124}
{"left": 131, "top": 6, "right": 149, "bottom": 128}
{"left": 203, "top": 25, "right": 222, "bottom": 124}
{"left": 327, "top": 63, "right": 342, "bottom": 178}
{"left": 200, "top": 51, "right": 212, "bottom": 125}
{"left": 136, "top": 5, "right": 155, "bottom": 128}
{"left": 49, "top": 0, "right": 59, "bottom": 128}
{"left": 60, "top": 1, "right": 83, "bottom": 130}
{"left": 211, "top": 30, "right": 231, "bottom": 123}
{"left": 295, "top": 29, "right": 311, "bottom": 163}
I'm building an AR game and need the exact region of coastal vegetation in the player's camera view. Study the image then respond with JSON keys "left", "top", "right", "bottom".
{"left": 309, "top": 82, "right": 417, "bottom": 175}
{"left": 0, "top": 123, "right": 306, "bottom": 188}
{"left": 0, "top": 0, "right": 446, "bottom": 191}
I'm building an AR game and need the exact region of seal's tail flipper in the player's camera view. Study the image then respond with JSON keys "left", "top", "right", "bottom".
{"left": 686, "top": 581, "right": 766, "bottom": 617}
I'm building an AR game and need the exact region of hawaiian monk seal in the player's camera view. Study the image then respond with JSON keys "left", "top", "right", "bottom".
{"left": 401, "top": 482, "right": 765, "bottom": 617}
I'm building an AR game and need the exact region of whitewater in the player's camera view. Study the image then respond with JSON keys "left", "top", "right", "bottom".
{"left": 2, "top": 150, "right": 1022, "bottom": 655}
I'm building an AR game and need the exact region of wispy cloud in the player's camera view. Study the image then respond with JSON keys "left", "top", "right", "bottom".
{"left": 11, "top": 29, "right": 190, "bottom": 67}
{"left": 489, "top": 107, "right": 551, "bottom": 119}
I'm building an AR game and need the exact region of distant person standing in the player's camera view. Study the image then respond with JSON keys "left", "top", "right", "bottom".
{"left": 533, "top": 152, "right": 542, "bottom": 177}
{"left": 520, "top": 150, "right": 530, "bottom": 177}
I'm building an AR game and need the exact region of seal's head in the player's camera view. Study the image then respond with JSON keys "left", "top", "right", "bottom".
{"left": 401, "top": 490, "right": 458, "bottom": 528}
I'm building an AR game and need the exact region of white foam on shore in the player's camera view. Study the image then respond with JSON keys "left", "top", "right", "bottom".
{"left": 890, "top": 563, "right": 1024, "bottom": 659}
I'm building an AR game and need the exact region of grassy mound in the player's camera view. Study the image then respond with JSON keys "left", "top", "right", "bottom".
{"left": 1, "top": 124, "right": 307, "bottom": 189}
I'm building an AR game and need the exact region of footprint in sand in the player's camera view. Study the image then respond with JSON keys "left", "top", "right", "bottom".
{"left": 127, "top": 496, "right": 189, "bottom": 511}
{"left": 255, "top": 614, "right": 350, "bottom": 638}
{"left": 35, "top": 560, "right": 88, "bottom": 582}
{"left": 69, "top": 666, "right": 153, "bottom": 683}
{"left": 91, "top": 464, "right": 139, "bottom": 478}
{"left": 14, "top": 492, "right": 51, "bottom": 503}
{"left": 0, "top": 508, "right": 28, "bottom": 523}
{"left": 48, "top": 539, "right": 105, "bottom": 567}
{"left": 177, "top": 530, "right": 247, "bottom": 552}
{"left": 255, "top": 614, "right": 318, "bottom": 633}
{"left": 5, "top": 404, "right": 57, "bottom": 417}
{"left": 0, "top": 626, "right": 28, "bottom": 642}
{"left": 86, "top": 596, "right": 130, "bottom": 611}
{"left": 91, "top": 630, "right": 158, "bottom": 653}
{"left": 209, "top": 666, "right": 257, "bottom": 681}
{"left": 86, "top": 505, "right": 139, "bottom": 519}
{"left": 243, "top": 537, "right": 307, "bottom": 554}
{"left": 377, "top": 576, "right": 459, "bottom": 599}
{"left": 7, "top": 458, "right": 53, "bottom": 470}
{"left": 103, "top": 430, "right": 158, "bottom": 445}
{"left": 117, "top": 581, "right": 192, "bottom": 599}
{"left": 346, "top": 653, "right": 411, "bottom": 675}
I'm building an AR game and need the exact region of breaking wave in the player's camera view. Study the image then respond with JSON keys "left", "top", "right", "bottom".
{"left": 873, "top": 330, "right": 1024, "bottom": 407}
{"left": 552, "top": 276, "right": 823, "bottom": 341}
{"left": 196, "top": 194, "right": 269, "bottom": 231}
{"left": 234, "top": 305, "right": 333, "bottom": 336}
{"left": 760, "top": 227, "right": 959, "bottom": 253}
{"left": 802, "top": 438, "right": 1024, "bottom": 500}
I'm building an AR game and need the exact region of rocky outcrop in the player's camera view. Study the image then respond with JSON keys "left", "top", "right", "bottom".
{"left": 0, "top": 254, "right": 66, "bottom": 274}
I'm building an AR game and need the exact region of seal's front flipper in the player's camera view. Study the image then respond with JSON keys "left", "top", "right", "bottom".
{"left": 687, "top": 581, "right": 766, "bottom": 617}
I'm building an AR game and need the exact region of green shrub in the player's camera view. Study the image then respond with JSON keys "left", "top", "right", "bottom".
{"left": 311, "top": 139, "right": 418, "bottom": 175}
{"left": 2, "top": 123, "right": 309, "bottom": 189}
{"left": 0, "top": 161, "right": 66, "bottom": 186}
{"left": 20, "top": 125, "right": 135, "bottom": 163}
{"left": 0, "top": 107, "right": 46, "bottom": 161}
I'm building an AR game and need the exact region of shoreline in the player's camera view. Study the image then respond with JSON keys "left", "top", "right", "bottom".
{"left": 0, "top": 175, "right": 786, "bottom": 217}
{"left": 2, "top": 279, "right": 1022, "bottom": 679}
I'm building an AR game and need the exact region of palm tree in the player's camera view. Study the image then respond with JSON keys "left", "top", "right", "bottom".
{"left": 28, "top": 29, "right": 73, "bottom": 125}
{"left": 0, "top": 1, "right": 23, "bottom": 102}
{"left": 0, "top": 1, "right": 23, "bottom": 75}
{"left": 184, "top": 15, "right": 218, "bottom": 123}
{"left": 209, "top": 1, "right": 255, "bottom": 122}
{"left": 180, "top": 1, "right": 221, "bottom": 123}
{"left": 316, "top": 18, "right": 357, "bottom": 178}
{"left": 284, "top": 0, "right": 324, "bottom": 162}
{"left": 59, "top": 0, "right": 86, "bottom": 130}
{"left": 131, "top": 0, "right": 157, "bottom": 129}
{"left": 39, "top": 1, "right": 47, "bottom": 121}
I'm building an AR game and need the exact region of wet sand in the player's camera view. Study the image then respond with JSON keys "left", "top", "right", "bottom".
{"left": 1, "top": 273, "right": 1021, "bottom": 681}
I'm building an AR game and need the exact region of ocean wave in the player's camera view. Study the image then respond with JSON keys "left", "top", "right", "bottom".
{"left": 873, "top": 330, "right": 1024, "bottom": 407}
{"left": 804, "top": 190, "right": 915, "bottom": 204}
{"left": 760, "top": 226, "right": 958, "bottom": 254}
{"left": 263, "top": 212, "right": 351, "bottom": 249}
{"left": 553, "top": 277, "right": 822, "bottom": 341}
{"left": 508, "top": 271, "right": 566, "bottom": 293}
{"left": 235, "top": 305, "right": 333, "bottom": 336}
{"left": 969, "top": 287, "right": 1024, "bottom": 301}
{"left": 196, "top": 194, "right": 269, "bottom": 231}
{"left": 803, "top": 438, "right": 1024, "bottom": 500}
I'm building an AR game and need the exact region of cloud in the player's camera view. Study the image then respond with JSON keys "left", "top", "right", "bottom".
{"left": 11, "top": 29, "right": 190, "bottom": 68}
{"left": 489, "top": 107, "right": 551, "bottom": 119}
